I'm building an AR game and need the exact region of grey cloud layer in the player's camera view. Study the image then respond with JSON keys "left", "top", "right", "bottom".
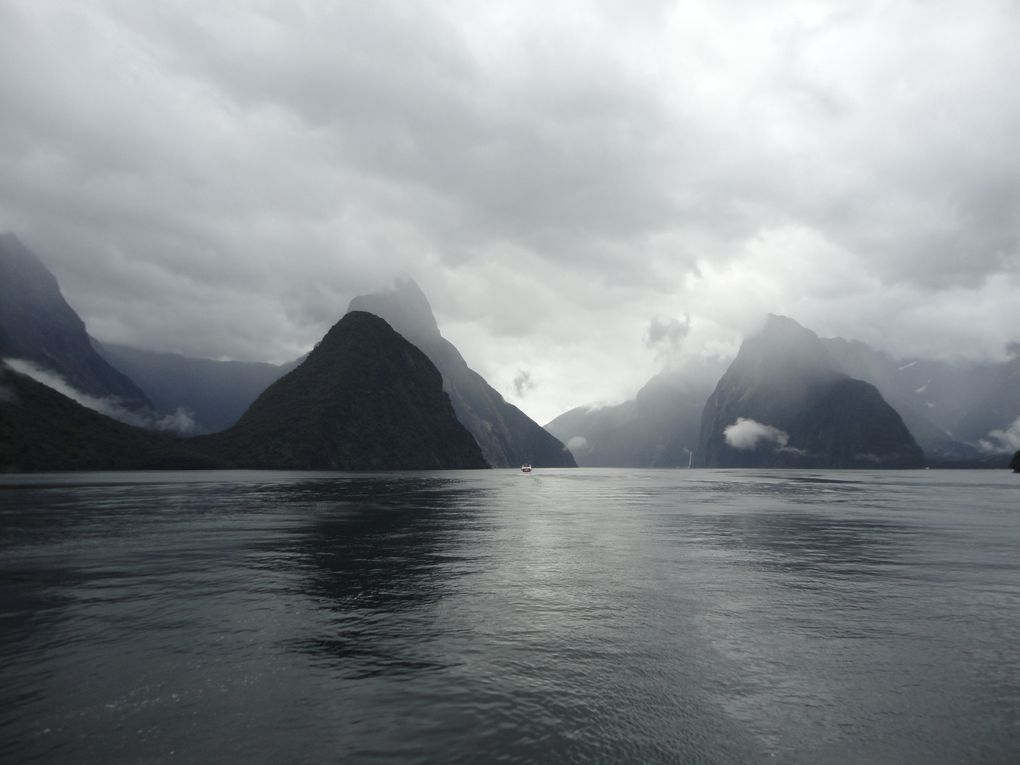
{"left": 1, "top": 0, "right": 1018, "bottom": 420}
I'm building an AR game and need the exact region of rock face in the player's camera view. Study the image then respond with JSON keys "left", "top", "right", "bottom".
{"left": 821, "top": 337, "right": 980, "bottom": 460}
{"left": 694, "top": 315, "right": 925, "bottom": 468}
{"left": 199, "top": 311, "right": 487, "bottom": 470}
{"left": 348, "top": 278, "right": 575, "bottom": 468}
{"left": 94, "top": 341, "right": 298, "bottom": 433}
{"left": 545, "top": 359, "right": 724, "bottom": 467}
{"left": 0, "top": 234, "right": 150, "bottom": 409}
{"left": 0, "top": 362, "right": 216, "bottom": 472}
{"left": 1011, "top": 451, "right": 1020, "bottom": 473}
{"left": 821, "top": 337, "right": 1020, "bottom": 463}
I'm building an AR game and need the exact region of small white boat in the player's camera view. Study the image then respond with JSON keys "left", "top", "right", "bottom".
{"left": 521, "top": 463, "right": 532, "bottom": 473}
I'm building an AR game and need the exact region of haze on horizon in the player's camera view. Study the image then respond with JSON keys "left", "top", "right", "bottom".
{"left": 2, "top": 0, "right": 1018, "bottom": 424}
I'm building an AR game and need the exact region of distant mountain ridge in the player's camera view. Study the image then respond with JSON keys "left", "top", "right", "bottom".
{"left": 94, "top": 341, "right": 298, "bottom": 433}
{"left": 545, "top": 358, "right": 725, "bottom": 467}
{"left": 820, "top": 337, "right": 1020, "bottom": 462}
{"left": 821, "top": 338, "right": 978, "bottom": 460}
{"left": 694, "top": 315, "right": 925, "bottom": 468}
{"left": 547, "top": 316, "right": 1017, "bottom": 468}
{"left": 348, "top": 278, "right": 576, "bottom": 468}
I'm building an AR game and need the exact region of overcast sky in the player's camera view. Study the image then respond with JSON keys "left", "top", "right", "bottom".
{"left": 2, "top": 0, "right": 1018, "bottom": 424}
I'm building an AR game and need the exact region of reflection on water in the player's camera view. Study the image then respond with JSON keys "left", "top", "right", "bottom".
{"left": 1, "top": 469, "right": 1019, "bottom": 764}
{"left": 283, "top": 479, "right": 478, "bottom": 678}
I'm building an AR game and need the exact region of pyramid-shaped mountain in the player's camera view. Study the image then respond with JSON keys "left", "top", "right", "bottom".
{"left": 348, "top": 278, "right": 576, "bottom": 468}
{"left": 0, "top": 234, "right": 150, "bottom": 409}
{"left": 694, "top": 315, "right": 925, "bottom": 468}
{"left": 198, "top": 311, "right": 487, "bottom": 470}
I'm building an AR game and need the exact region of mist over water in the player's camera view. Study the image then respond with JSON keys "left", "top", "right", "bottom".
{"left": 1, "top": 469, "right": 1018, "bottom": 763}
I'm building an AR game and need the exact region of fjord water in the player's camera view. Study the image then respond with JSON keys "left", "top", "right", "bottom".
{"left": 1, "top": 470, "right": 1018, "bottom": 764}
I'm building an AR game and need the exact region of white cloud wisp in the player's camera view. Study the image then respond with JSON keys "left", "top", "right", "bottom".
{"left": 724, "top": 417, "right": 790, "bottom": 451}
{"left": 4, "top": 358, "right": 196, "bottom": 433}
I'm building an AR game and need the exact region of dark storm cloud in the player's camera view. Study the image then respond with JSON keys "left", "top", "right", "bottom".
{"left": 1, "top": 0, "right": 1019, "bottom": 421}
{"left": 128, "top": 1, "right": 686, "bottom": 259}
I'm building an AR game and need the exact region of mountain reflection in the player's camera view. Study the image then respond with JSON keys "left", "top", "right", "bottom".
{"left": 268, "top": 475, "right": 484, "bottom": 678}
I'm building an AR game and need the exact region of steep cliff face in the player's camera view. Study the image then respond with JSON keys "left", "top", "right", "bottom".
{"left": 821, "top": 337, "right": 980, "bottom": 460}
{"left": 349, "top": 278, "right": 575, "bottom": 468}
{"left": 821, "top": 337, "right": 1020, "bottom": 462}
{"left": 694, "top": 315, "right": 925, "bottom": 468}
{"left": 199, "top": 311, "right": 488, "bottom": 470}
{"left": 0, "top": 234, "right": 150, "bottom": 409}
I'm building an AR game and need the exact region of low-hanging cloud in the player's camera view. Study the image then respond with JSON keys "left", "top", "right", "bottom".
{"left": 3, "top": 358, "right": 196, "bottom": 433}
{"left": 513, "top": 369, "right": 535, "bottom": 398}
{"left": 724, "top": 417, "right": 790, "bottom": 451}
{"left": 978, "top": 416, "right": 1020, "bottom": 454}
{"left": 645, "top": 314, "right": 691, "bottom": 356}
{"left": 565, "top": 435, "right": 589, "bottom": 454}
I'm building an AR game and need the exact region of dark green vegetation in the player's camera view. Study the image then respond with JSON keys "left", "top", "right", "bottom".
{"left": 0, "top": 234, "right": 150, "bottom": 409}
{"left": 695, "top": 315, "right": 925, "bottom": 468}
{"left": 95, "top": 341, "right": 297, "bottom": 433}
{"left": 349, "top": 278, "right": 575, "bottom": 468}
{"left": 0, "top": 365, "right": 216, "bottom": 471}
{"left": 197, "top": 312, "right": 487, "bottom": 470}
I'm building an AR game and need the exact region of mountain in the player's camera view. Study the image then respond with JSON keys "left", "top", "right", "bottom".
{"left": 694, "top": 315, "right": 925, "bottom": 468}
{"left": 348, "top": 278, "right": 575, "bottom": 468}
{"left": 2, "top": 312, "right": 486, "bottom": 472}
{"left": 197, "top": 311, "right": 487, "bottom": 470}
{"left": 820, "top": 338, "right": 980, "bottom": 459}
{"left": 545, "top": 358, "right": 725, "bottom": 467}
{"left": 0, "top": 233, "right": 150, "bottom": 410}
{"left": 949, "top": 354, "right": 1020, "bottom": 446}
{"left": 93, "top": 341, "right": 298, "bottom": 433}
{"left": 0, "top": 362, "right": 218, "bottom": 472}
{"left": 822, "top": 337, "right": 1020, "bottom": 461}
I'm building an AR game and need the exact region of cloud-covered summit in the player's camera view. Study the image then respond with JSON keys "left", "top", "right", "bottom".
{"left": 2, "top": 1, "right": 1018, "bottom": 423}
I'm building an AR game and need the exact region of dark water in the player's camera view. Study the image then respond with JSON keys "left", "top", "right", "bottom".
{"left": 1, "top": 469, "right": 1018, "bottom": 764}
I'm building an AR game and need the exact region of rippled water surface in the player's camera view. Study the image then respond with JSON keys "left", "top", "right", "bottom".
{"left": 1, "top": 468, "right": 1019, "bottom": 763}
